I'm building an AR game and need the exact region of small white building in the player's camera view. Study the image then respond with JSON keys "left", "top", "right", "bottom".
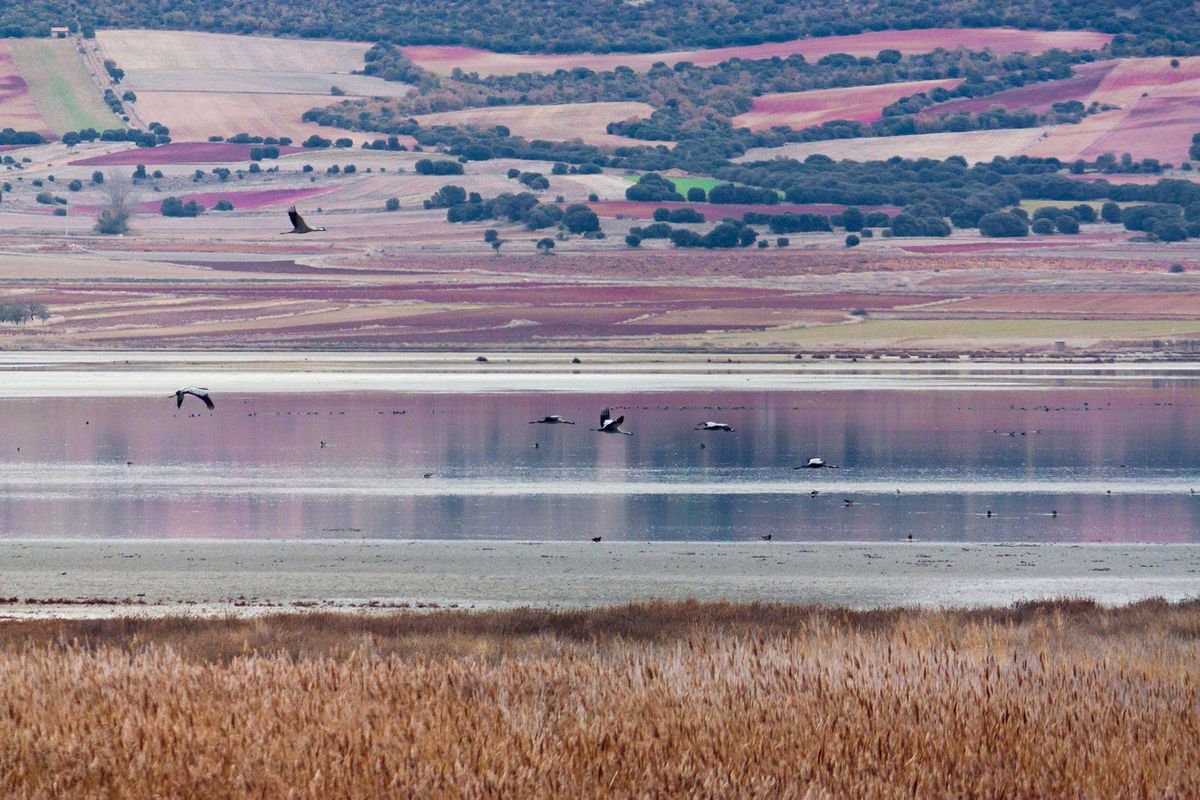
{"left": 49, "top": 26, "right": 70, "bottom": 39}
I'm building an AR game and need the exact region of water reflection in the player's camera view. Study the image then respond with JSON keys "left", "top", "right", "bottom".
{"left": 0, "top": 386, "right": 1197, "bottom": 541}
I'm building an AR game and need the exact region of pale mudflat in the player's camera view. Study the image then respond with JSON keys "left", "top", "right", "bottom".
{"left": 1, "top": 540, "right": 1197, "bottom": 618}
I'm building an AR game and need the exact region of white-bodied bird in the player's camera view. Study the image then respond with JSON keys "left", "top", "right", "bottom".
{"left": 173, "top": 387, "right": 214, "bottom": 410}
{"left": 694, "top": 421, "right": 734, "bottom": 431}
{"left": 795, "top": 457, "right": 838, "bottom": 469}
{"left": 595, "top": 408, "right": 632, "bottom": 435}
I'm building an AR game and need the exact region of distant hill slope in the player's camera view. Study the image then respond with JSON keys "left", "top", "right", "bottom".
{"left": 0, "top": 0, "right": 1197, "bottom": 56}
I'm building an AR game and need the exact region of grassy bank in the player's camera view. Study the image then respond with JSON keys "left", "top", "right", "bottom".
{"left": 1, "top": 599, "right": 1197, "bottom": 796}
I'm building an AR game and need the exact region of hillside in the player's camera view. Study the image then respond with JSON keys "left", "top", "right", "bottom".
{"left": 0, "top": 0, "right": 1197, "bottom": 57}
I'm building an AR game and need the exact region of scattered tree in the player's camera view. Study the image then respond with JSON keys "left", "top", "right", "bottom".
{"left": 93, "top": 171, "right": 134, "bottom": 235}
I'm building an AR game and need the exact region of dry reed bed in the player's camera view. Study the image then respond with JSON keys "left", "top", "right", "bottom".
{"left": 1, "top": 599, "right": 1198, "bottom": 798}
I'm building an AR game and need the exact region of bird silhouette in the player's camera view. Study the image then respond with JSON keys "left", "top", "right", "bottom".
{"left": 281, "top": 206, "right": 325, "bottom": 234}
{"left": 694, "top": 421, "right": 734, "bottom": 432}
{"left": 172, "top": 387, "right": 213, "bottom": 410}
{"left": 530, "top": 415, "right": 575, "bottom": 425}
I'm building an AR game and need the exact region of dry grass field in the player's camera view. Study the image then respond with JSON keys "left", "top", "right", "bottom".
{"left": 413, "top": 102, "right": 657, "bottom": 148}
{"left": 0, "top": 42, "right": 50, "bottom": 135}
{"left": 95, "top": 30, "right": 372, "bottom": 72}
{"left": 0, "top": 599, "right": 1197, "bottom": 797}
{"left": 94, "top": 31, "right": 405, "bottom": 140}
{"left": 8, "top": 39, "right": 117, "bottom": 134}
{"left": 130, "top": 90, "right": 360, "bottom": 141}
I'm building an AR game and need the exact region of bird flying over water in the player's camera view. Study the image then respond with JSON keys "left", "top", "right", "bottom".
{"left": 595, "top": 408, "right": 632, "bottom": 435}
{"left": 282, "top": 206, "right": 325, "bottom": 234}
{"left": 530, "top": 415, "right": 575, "bottom": 425}
{"left": 173, "top": 387, "right": 214, "bottom": 410}
{"left": 694, "top": 421, "right": 734, "bottom": 432}
{"left": 795, "top": 457, "right": 838, "bottom": 469}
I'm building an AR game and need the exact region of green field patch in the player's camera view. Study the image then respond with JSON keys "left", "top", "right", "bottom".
{"left": 622, "top": 173, "right": 784, "bottom": 199}
{"left": 1019, "top": 199, "right": 1136, "bottom": 212}
{"left": 11, "top": 40, "right": 121, "bottom": 135}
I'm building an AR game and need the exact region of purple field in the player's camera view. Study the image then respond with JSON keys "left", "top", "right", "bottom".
{"left": 70, "top": 142, "right": 305, "bottom": 166}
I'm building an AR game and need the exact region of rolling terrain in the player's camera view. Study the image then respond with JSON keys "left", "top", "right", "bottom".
{"left": 0, "top": 27, "right": 1190, "bottom": 355}
{"left": 400, "top": 28, "right": 1112, "bottom": 77}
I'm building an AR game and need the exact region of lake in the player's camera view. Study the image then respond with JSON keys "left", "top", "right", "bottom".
{"left": 1, "top": 361, "right": 1198, "bottom": 542}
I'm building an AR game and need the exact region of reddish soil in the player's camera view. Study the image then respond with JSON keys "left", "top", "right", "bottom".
{"left": 73, "top": 185, "right": 338, "bottom": 215}
{"left": 0, "top": 43, "right": 49, "bottom": 136}
{"left": 737, "top": 79, "right": 962, "bottom": 131}
{"left": 918, "top": 61, "right": 1117, "bottom": 117}
{"left": 69, "top": 142, "right": 305, "bottom": 166}
{"left": 1078, "top": 96, "right": 1200, "bottom": 163}
{"left": 402, "top": 29, "right": 1113, "bottom": 77}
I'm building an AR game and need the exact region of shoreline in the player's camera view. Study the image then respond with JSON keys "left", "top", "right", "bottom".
{"left": 1, "top": 539, "right": 1197, "bottom": 618}
{"left": 1, "top": 351, "right": 1200, "bottom": 396}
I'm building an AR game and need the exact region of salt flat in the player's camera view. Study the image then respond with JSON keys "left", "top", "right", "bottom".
{"left": 0, "top": 540, "right": 1196, "bottom": 618}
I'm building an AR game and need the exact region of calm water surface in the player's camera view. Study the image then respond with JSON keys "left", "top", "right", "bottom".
{"left": 1, "top": 382, "right": 1198, "bottom": 541}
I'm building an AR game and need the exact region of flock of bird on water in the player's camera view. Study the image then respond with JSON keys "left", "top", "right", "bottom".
{"left": 172, "top": 385, "right": 843, "bottom": 542}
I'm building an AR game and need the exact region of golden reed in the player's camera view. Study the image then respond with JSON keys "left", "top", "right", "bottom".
{"left": 0, "top": 599, "right": 1197, "bottom": 798}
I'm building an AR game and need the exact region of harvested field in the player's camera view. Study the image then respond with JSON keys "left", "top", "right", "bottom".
{"left": 590, "top": 200, "right": 900, "bottom": 219}
{"left": 1076, "top": 96, "right": 1200, "bottom": 162}
{"left": 927, "top": 291, "right": 1200, "bottom": 317}
{"left": 118, "top": 69, "right": 409, "bottom": 97}
{"left": 917, "top": 60, "right": 1118, "bottom": 116}
{"left": 0, "top": 599, "right": 1197, "bottom": 797}
{"left": 402, "top": 28, "right": 1112, "bottom": 76}
{"left": 743, "top": 56, "right": 1200, "bottom": 164}
{"left": 0, "top": 42, "right": 48, "bottom": 136}
{"left": 737, "top": 127, "right": 1053, "bottom": 164}
{"left": 69, "top": 142, "right": 304, "bottom": 166}
{"left": 95, "top": 30, "right": 371, "bottom": 72}
{"left": 9, "top": 39, "right": 117, "bottom": 134}
{"left": 93, "top": 31, "right": 407, "bottom": 141}
{"left": 129, "top": 91, "right": 361, "bottom": 142}
{"left": 413, "top": 102, "right": 655, "bottom": 147}
{"left": 735, "top": 78, "right": 962, "bottom": 131}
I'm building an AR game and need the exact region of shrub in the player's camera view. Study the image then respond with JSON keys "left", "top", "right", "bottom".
{"left": 776, "top": 237, "right": 789, "bottom": 247}
{"left": 213, "top": 199, "right": 234, "bottom": 211}
{"left": 562, "top": 204, "right": 600, "bottom": 234}
{"left": 67, "top": 179, "right": 82, "bottom": 192}
{"left": 626, "top": 173, "right": 682, "bottom": 202}
{"left": 1101, "top": 201, "right": 1122, "bottom": 223}
{"left": 160, "top": 196, "right": 204, "bottom": 217}
{"left": 1055, "top": 216, "right": 1080, "bottom": 234}
{"left": 1169, "top": 263, "right": 1187, "bottom": 273}
{"left": 845, "top": 234, "right": 860, "bottom": 247}
{"left": 415, "top": 159, "right": 464, "bottom": 176}
{"left": 978, "top": 211, "right": 1029, "bottom": 238}
{"left": 686, "top": 187, "right": 706, "bottom": 202}
{"left": 1153, "top": 220, "right": 1188, "bottom": 242}
{"left": 625, "top": 234, "right": 641, "bottom": 247}
{"left": 1031, "top": 218, "right": 1056, "bottom": 234}
{"left": 386, "top": 197, "right": 400, "bottom": 211}
{"left": 841, "top": 207, "right": 865, "bottom": 232}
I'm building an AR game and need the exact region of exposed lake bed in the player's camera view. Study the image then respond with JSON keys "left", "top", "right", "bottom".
{"left": 2, "top": 353, "right": 1199, "bottom": 614}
